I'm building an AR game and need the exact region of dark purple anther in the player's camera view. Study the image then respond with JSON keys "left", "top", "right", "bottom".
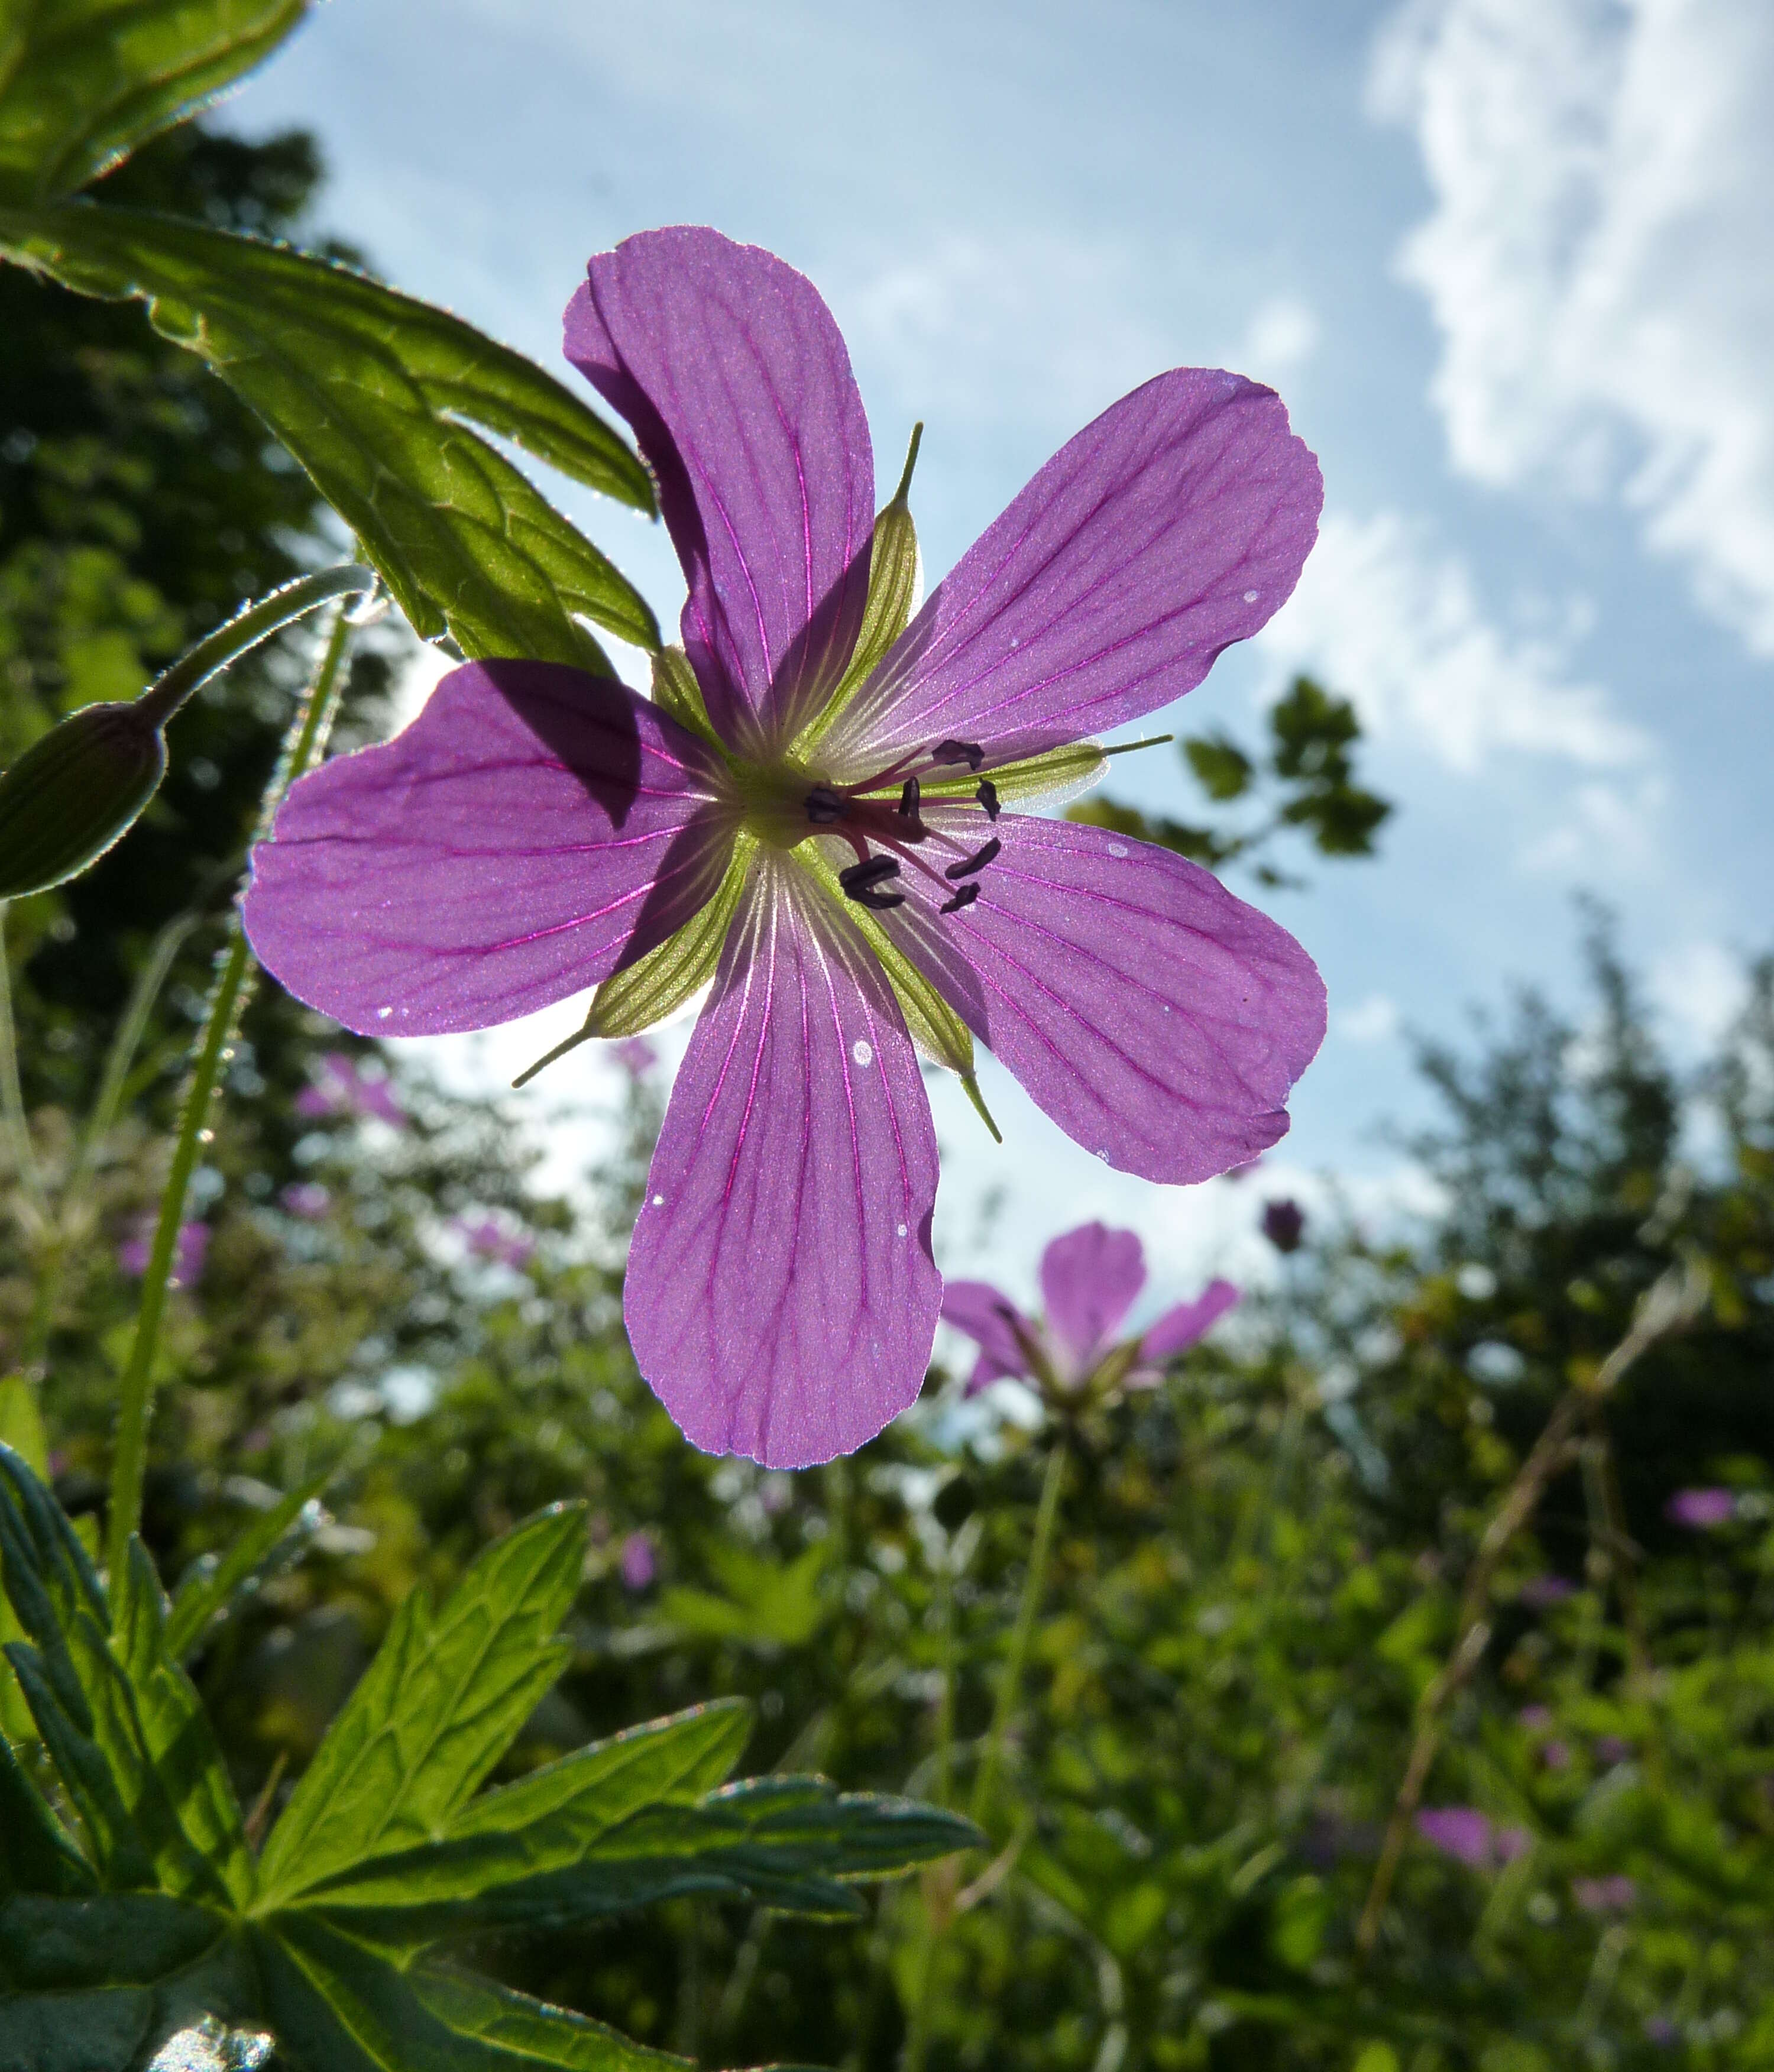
{"left": 944, "top": 837, "right": 1001, "bottom": 880}
{"left": 898, "top": 777, "right": 921, "bottom": 820}
{"left": 840, "top": 854, "right": 905, "bottom": 910}
{"left": 805, "top": 785, "right": 846, "bottom": 824}
{"left": 931, "top": 739, "right": 985, "bottom": 771}
{"left": 976, "top": 779, "right": 1000, "bottom": 821}
{"left": 940, "top": 882, "right": 980, "bottom": 915}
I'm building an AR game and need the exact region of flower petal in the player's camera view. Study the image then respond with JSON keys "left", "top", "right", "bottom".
{"left": 1137, "top": 1279, "right": 1241, "bottom": 1362}
{"left": 884, "top": 811, "right": 1326, "bottom": 1183}
{"left": 821, "top": 369, "right": 1321, "bottom": 775}
{"left": 1040, "top": 1223, "right": 1147, "bottom": 1371}
{"left": 941, "top": 1280, "right": 1037, "bottom": 1393}
{"left": 244, "top": 661, "right": 731, "bottom": 1036}
{"left": 623, "top": 854, "right": 940, "bottom": 1468}
{"left": 564, "top": 228, "right": 876, "bottom": 753}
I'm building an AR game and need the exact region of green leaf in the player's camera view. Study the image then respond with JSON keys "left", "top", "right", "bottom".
{"left": 797, "top": 423, "right": 924, "bottom": 753}
{"left": 660, "top": 1543, "right": 829, "bottom": 1650}
{"left": 1267, "top": 674, "right": 1360, "bottom": 784}
{"left": 649, "top": 646, "right": 723, "bottom": 751}
{"left": 578, "top": 831, "right": 753, "bottom": 1045}
{"left": 1065, "top": 795, "right": 1234, "bottom": 870}
{"left": 255, "top": 1914, "right": 687, "bottom": 2071}
{"left": 0, "top": 0, "right": 310, "bottom": 204}
{"left": 257, "top": 1505, "right": 587, "bottom": 1906}
{"left": 0, "top": 202, "right": 659, "bottom": 667}
{"left": 1182, "top": 733, "right": 1255, "bottom": 802}
{"left": 164, "top": 1457, "right": 336, "bottom": 1661}
{"left": 0, "top": 1734, "right": 95, "bottom": 1896}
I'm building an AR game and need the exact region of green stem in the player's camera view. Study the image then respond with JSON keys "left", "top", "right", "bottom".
{"left": 0, "top": 904, "right": 47, "bottom": 1221}
{"left": 971, "top": 1436, "right": 1067, "bottom": 1828}
{"left": 106, "top": 605, "right": 354, "bottom": 1578}
{"left": 133, "top": 564, "right": 375, "bottom": 731}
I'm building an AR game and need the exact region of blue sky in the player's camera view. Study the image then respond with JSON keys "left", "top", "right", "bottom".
{"left": 225, "top": 0, "right": 1774, "bottom": 1320}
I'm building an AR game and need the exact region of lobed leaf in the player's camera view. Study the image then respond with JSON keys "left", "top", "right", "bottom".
{"left": 0, "top": 1733, "right": 95, "bottom": 1898}
{"left": 257, "top": 1504, "right": 587, "bottom": 1906}
{"left": 255, "top": 1913, "right": 687, "bottom": 2071}
{"left": 164, "top": 1458, "right": 336, "bottom": 1661}
{"left": 0, "top": 0, "right": 309, "bottom": 204}
{"left": 0, "top": 202, "right": 659, "bottom": 667}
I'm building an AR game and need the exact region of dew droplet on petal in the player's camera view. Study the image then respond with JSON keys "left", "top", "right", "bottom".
{"left": 1243, "top": 589, "right": 1260, "bottom": 604}
{"left": 651, "top": 1193, "right": 665, "bottom": 1206}
{"left": 852, "top": 1039, "right": 874, "bottom": 1067}
{"left": 376, "top": 1006, "right": 393, "bottom": 1019}
{"left": 896, "top": 1222, "right": 907, "bottom": 1238}
{"left": 1107, "top": 843, "right": 1129, "bottom": 858}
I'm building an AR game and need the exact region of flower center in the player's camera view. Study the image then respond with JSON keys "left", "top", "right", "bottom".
{"left": 797, "top": 740, "right": 1003, "bottom": 915}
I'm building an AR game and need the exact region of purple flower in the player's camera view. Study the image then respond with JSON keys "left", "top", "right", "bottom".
{"left": 1572, "top": 1874, "right": 1636, "bottom": 1914}
{"left": 280, "top": 1181, "right": 332, "bottom": 1219}
{"left": 242, "top": 228, "right": 1325, "bottom": 1469}
{"left": 294, "top": 1051, "right": 404, "bottom": 1126}
{"left": 619, "top": 1530, "right": 656, "bottom": 1591}
{"left": 1517, "top": 1705, "right": 1555, "bottom": 1732}
{"left": 1666, "top": 1486, "right": 1736, "bottom": 1529}
{"left": 1593, "top": 1734, "right": 1633, "bottom": 1765}
{"left": 117, "top": 1217, "right": 208, "bottom": 1288}
{"left": 944, "top": 1220, "right": 1238, "bottom": 1403}
{"left": 1416, "top": 1806, "right": 1530, "bottom": 1870}
{"left": 452, "top": 1214, "right": 538, "bottom": 1270}
{"left": 1644, "top": 2017, "right": 1679, "bottom": 2048}
{"left": 1261, "top": 1198, "right": 1306, "bottom": 1254}
{"left": 1519, "top": 1574, "right": 1576, "bottom": 1610}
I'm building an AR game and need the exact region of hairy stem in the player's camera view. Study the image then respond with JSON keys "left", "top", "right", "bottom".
{"left": 0, "top": 905, "right": 47, "bottom": 1225}
{"left": 972, "top": 1436, "right": 1067, "bottom": 1827}
{"left": 106, "top": 605, "right": 354, "bottom": 1578}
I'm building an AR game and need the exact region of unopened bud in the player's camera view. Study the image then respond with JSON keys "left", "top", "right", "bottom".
{"left": 0, "top": 701, "right": 167, "bottom": 899}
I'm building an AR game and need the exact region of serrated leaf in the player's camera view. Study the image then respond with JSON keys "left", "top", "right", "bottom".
{"left": 0, "top": 0, "right": 309, "bottom": 204}
{"left": 578, "top": 831, "right": 753, "bottom": 1043}
{"left": 1183, "top": 733, "right": 1255, "bottom": 802}
{"left": 256, "top": 1913, "right": 687, "bottom": 2071}
{"left": 112, "top": 1540, "right": 254, "bottom": 1904}
{"left": 257, "top": 1505, "right": 587, "bottom": 1906}
{"left": 659, "top": 1543, "right": 828, "bottom": 1650}
{"left": 0, "top": 202, "right": 659, "bottom": 666}
{"left": 164, "top": 1459, "right": 335, "bottom": 1661}
{"left": 0, "top": 1889, "right": 225, "bottom": 1993}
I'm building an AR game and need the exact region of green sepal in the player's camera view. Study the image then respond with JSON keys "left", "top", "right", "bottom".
{"left": 794, "top": 844, "right": 1000, "bottom": 1142}
{"left": 0, "top": 202, "right": 658, "bottom": 669}
{"left": 927, "top": 739, "right": 1108, "bottom": 810}
{"left": 650, "top": 646, "right": 724, "bottom": 752}
{"left": 795, "top": 423, "right": 923, "bottom": 755}
{"left": 0, "top": 698, "right": 166, "bottom": 899}
{"left": 0, "top": 0, "right": 310, "bottom": 205}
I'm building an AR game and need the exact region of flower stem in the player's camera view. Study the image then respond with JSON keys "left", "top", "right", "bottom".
{"left": 971, "top": 1435, "right": 1067, "bottom": 1828}
{"left": 0, "top": 905, "right": 47, "bottom": 1225}
{"left": 106, "top": 604, "right": 354, "bottom": 1579}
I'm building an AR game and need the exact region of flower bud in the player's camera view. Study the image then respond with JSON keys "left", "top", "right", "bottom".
{"left": 0, "top": 701, "right": 167, "bottom": 899}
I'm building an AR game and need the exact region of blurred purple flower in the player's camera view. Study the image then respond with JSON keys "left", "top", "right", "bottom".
{"left": 1517, "top": 1705, "right": 1554, "bottom": 1731}
{"left": 1416, "top": 1806, "right": 1530, "bottom": 1870}
{"left": 1666, "top": 1486, "right": 1735, "bottom": 1529}
{"left": 294, "top": 1050, "right": 404, "bottom": 1126}
{"left": 453, "top": 1215, "right": 537, "bottom": 1270}
{"left": 242, "top": 228, "right": 1326, "bottom": 1469}
{"left": 619, "top": 1531, "right": 656, "bottom": 1591}
{"left": 1594, "top": 1735, "right": 1633, "bottom": 1765}
{"left": 117, "top": 1217, "right": 208, "bottom": 1288}
{"left": 1261, "top": 1199, "right": 1306, "bottom": 1254}
{"left": 613, "top": 1036, "right": 658, "bottom": 1077}
{"left": 1540, "top": 1739, "right": 1572, "bottom": 1771}
{"left": 1572, "top": 1874, "right": 1636, "bottom": 1914}
{"left": 944, "top": 1221, "right": 1239, "bottom": 1406}
{"left": 1643, "top": 2017, "right": 1679, "bottom": 2048}
{"left": 280, "top": 1181, "right": 332, "bottom": 1219}
{"left": 1519, "top": 1574, "right": 1575, "bottom": 1610}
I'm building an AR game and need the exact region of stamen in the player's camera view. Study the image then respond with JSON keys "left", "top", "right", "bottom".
{"left": 940, "top": 882, "right": 980, "bottom": 916}
{"left": 976, "top": 778, "right": 1000, "bottom": 821}
{"left": 944, "top": 837, "right": 1001, "bottom": 881}
{"left": 930, "top": 739, "right": 985, "bottom": 772}
{"left": 805, "top": 784, "right": 847, "bottom": 825}
{"left": 839, "top": 854, "right": 905, "bottom": 909}
{"left": 898, "top": 776, "right": 921, "bottom": 820}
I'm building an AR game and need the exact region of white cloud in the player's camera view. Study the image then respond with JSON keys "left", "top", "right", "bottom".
{"left": 1649, "top": 938, "right": 1750, "bottom": 1045}
{"left": 1335, "top": 993, "right": 1403, "bottom": 1044}
{"left": 1240, "top": 296, "right": 1322, "bottom": 383}
{"left": 1254, "top": 508, "right": 1648, "bottom": 770}
{"left": 1372, "top": 0, "right": 1774, "bottom": 653}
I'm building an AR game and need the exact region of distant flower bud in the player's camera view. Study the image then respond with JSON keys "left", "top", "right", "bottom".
{"left": 1261, "top": 1198, "right": 1306, "bottom": 1254}
{"left": 0, "top": 701, "right": 167, "bottom": 899}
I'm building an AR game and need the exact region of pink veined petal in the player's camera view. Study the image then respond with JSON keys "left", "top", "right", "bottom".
{"left": 1039, "top": 1223, "right": 1147, "bottom": 1372}
{"left": 623, "top": 854, "right": 941, "bottom": 1469}
{"left": 821, "top": 368, "right": 1322, "bottom": 777}
{"left": 564, "top": 227, "right": 876, "bottom": 755}
{"left": 882, "top": 810, "right": 1327, "bottom": 1184}
{"left": 243, "top": 661, "right": 733, "bottom": 1037}
{"left": 1137, "top": 1278, "right": 1241, "bottom": 1362}
{"left": 941, "top": 1279, "right": 1038, "bottom": 1394}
